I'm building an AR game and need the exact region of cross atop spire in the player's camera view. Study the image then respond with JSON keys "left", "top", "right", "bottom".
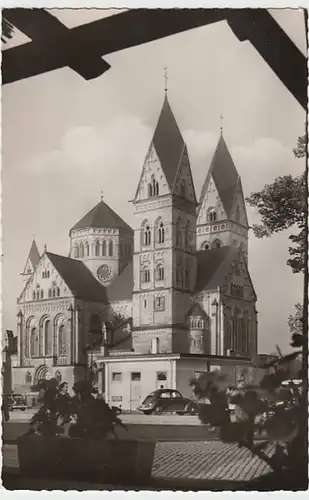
{"left": 164, "top": 67, "right": 168, "bottom": 94}
{"left": 220, "top": 112, "right": 224, "bottom": 135}
{"left": 100, "top": 190, "right": 104, "bottom": 201}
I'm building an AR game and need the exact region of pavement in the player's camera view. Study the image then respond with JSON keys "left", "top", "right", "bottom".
{"left": 2, "top": 441, "right": 274, "bottom": 490}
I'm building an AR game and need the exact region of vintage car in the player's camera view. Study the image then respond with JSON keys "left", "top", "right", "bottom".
{"left": 137, "top": 389, "right": 199, "bottom": 415}
{"left": 6, "top": 394, "right": 28, "bottom": 411}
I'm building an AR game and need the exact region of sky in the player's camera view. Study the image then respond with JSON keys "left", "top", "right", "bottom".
{"left": 2, "top": 9, "right": 306, "bottom": 354}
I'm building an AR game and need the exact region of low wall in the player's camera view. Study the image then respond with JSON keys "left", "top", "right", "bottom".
{"left": 3, "top": 421, "right": 215, "bottom": 444}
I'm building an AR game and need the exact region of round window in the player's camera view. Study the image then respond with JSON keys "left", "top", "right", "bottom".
{"left": 97, "top": 264, "right": 112, "bottom": 284}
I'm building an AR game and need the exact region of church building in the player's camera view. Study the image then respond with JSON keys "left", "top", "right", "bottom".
{"left": 12, "top": 94, "right": 258, "bottom": 407}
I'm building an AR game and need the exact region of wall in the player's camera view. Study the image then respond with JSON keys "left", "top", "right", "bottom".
{"left": 105, "top": 357, "right": 176, "bottom": 410}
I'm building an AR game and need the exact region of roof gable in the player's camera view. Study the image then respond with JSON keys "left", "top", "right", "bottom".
{"left": 46, "top": 252, "right": 108, "bottom": 303}
{"left": 133, "top": 144, "right": 171, "bottom": 202}
{"left": 172, "top": 145, "right": 197, "bottom": 204}
{"left": 198, "top": 135, "right": 239, "bottom": 218}
{"left": 70, "top": 200, "right": 132, "bottom": 233}
{"left": 152, "top": 95, "right": 186, "bottom": 190}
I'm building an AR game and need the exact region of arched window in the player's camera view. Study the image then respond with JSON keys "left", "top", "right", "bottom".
{"left": 235, "top": 206, "right": 240, "bottom": 223}
{"left": 144, "top": 225, "right": 151, "bottom": 246}
{"left": 85, "top": 241, "right": 89, "bottom": 256}
{"left": 79, "top": 242, "right": 84, "bottom": 258}
{"left": 156, "top": 265, "right": 164, "bottom": 281}
{"left": 74, "top": 245, "right": 79, "bottom": 258}
{"left": 180, "top": 179, "right": 186, "bottom": 197}
{"left": 58, "top": 325, "right": 67, "bottom": 356}
{"left": 158, "top": 222, "right": 165, "bottom": 244}
{"left": 207, "top": 208, "right": 217, "bottom": 223}
{"left": 184, "top": 221, "right": 190, "bottom": 249}
{"left": 109, "top": 240, "right": 113, "bottom": 256}
{"left": 95, "top": 241, "right": 100, "bottom": 256}
{"left": 32, "top": 291, "right": 36, "bottom": 300}
{"left": 25, "top": 371, "right": 32, "bottom": 384}
{"left": 52, "top": 288, "right": 56, "bottom": 298}
{"left": 30, "top": 327, "right": 38, "bottom": 357}
{"left": 56, "top": 287, "right": 60, "bottom": 297}
{"left": 176, "top": 219, "right": 181, "bottom": 247}
{"left": 149, "top": 175, "right": 159, "bottom": 197}
{"left": 40, "top": 290, "right": 44, "bottom": 299}
{"left": 36, "top": 291, "right": 40, "bottom": 300}
{"left": 141, "top": 267, "right": 151, "bottom": 283}
{"left": 48, "top": 289, "right": 51, "bottom": 298}
{"left": 55, "top": 370, "right": 62, "bottom": 384}
{"left": 102, "top": 240, "right": 106, "bottom": 256}
{"left": 44, "top": 320, "right": 52, "bottom": 356}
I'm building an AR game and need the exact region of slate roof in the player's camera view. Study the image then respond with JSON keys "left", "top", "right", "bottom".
{"left": 195, "top": 246, "right": 239, "bottom": 292}
{"left": 70, "top": 200, "right": 132, "bottom": 234}
{"left": 46, "top": 252, "right": 108, "bottom": 303}
{"left": 199, "top": 135, "right": 240, "bottom": 217}
{"left": 107, "top": 262, "right": 133, "bottom": 302}
{"left": 152, "top": 95, "right": 186, "bottom": 189}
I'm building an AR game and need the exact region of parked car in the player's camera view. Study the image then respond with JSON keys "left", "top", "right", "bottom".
{"left": 137, "top": 389, "right": 199, "bottom": 415}
{"left": 9, "top": 394, "right": 28, "bottom": 411}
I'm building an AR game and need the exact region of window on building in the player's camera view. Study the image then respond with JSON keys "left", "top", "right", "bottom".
{"left": 109, "top": 240, "right": 113, "bottom": 256}
{"left": 25, "top": 371, "right": 32, "bottom": 384}
{"left": 95, "top": 241, "right": 100, "bottom": 256}
{"left": 155, "top": 265, "right": 164, "bottom": 281}
{"left": 36, "top": 291, "right": 40, "bottom": 300}
{"left": 101, "top": 240, "right": 106, "bottom": 256}
{"left": 52, "top": 288, "right": 56, "bottom": 298}
{"left": 143, "top": 298, "right": 147, "bottom": 308}
{"left": 148, "top": 175, "right": 159, "bottom": 197}
{"left": 158, "top": 222, "right": 165, "bottom": 244}
{"left": 176, "top": 219, "right": 181, "bottom": 247}
{"left": 184, "top": 267, "right": 190, "bottom": 289}
{"left": 112, "top": 372, "right": 122, "bottom": 382}
{"left": 154, "top": 295, "right": 165, "bottom": 311}
{"left": 58, "top": 325, "right": 67, "bottom": 356}
{"left": 144, "top": 225, "right": 151, "bottom": 246}
{"left": 32, "top": 291, "right": 36, "bottom": 300}
{"left": 85, "top": 242, "right": 89, "bottom": 256}
{"left": 230, "top": 284, "right": 244, "bottom": 298}
{"left": 48, "top": 289, "right": 51, "bottom": 298}
{"left": 236, "top": 206, "right": 240, "bottom": 223}
{"left": 30, "top": 327, "right": 38, "bottom": 357}
{"left": 40, "top": 290, "right": 44, "bottom": 299}
{"left": 56, "top": 287, "right": 60, "bottom": 297}
{"left": 79, "top": 242, "right": 84, "bottom": 258}
{"left": 180, "top": 179, "right": 186, "bottom": 197}
{"left": 141, "top": 268, "right": 151, "bottom": 283}
{"left": 74, "top": 246, "right": 79, "bottom": 258}
{"left": 208, "top": 209, "right": 217, "bottom": 223}
{"left": 44, "top": 320, "right": 52, "bottom": 356}
{"left": 131, "top": 372, "right": 141, "bottom": 381}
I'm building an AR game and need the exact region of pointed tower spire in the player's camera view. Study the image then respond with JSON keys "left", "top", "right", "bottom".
{"left": 21, "top": 239, "right": 40, "bottom": 281}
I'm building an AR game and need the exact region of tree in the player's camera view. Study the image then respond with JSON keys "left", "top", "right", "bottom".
{"left": 288, "top": 303, "right": 305, "bottom": 348}
{"left": 191, "top": 359, "right": 306, "bottom": 488}
{"left": 246, "top": 135, "right": 306, "bottom": 273}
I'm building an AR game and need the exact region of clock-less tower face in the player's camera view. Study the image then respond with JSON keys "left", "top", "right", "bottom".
{"left": 97, "top": 264, "right": 113, "bottom": 285}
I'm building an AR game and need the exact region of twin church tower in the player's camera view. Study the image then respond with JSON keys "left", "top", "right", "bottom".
{"left": 15, "top": 92, "right": 257, "bottom": 396}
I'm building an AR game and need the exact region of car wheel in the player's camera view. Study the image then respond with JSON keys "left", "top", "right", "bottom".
{"left": 154, "top": 406, "right": 163, "bottom": 415}
{"left": 187, "top": 403, "right": 199, "bottom": 415}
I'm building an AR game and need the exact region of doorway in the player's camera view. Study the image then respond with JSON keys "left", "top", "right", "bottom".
{"left": 129, "top": 372, "right": 142, "bottom": 410}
